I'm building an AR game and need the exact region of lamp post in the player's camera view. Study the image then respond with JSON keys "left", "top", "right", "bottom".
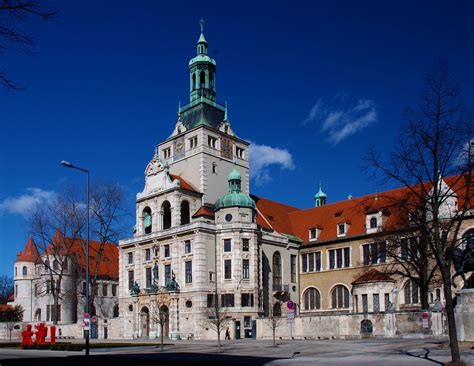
{"left": 61, "top": 160, "right": 90, "bottom": 356}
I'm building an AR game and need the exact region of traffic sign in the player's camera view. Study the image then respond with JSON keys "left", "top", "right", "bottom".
{"left": 84, "top": 313, "right": 90, "bottom": 319}
{"left": 287, "top": 300, "right": 295, "bottom": 310}
{"left": 287, "top": 308, "right": 295, "bottom": 323}
{"left": 83, "top": 318, "right": 91, "bottom": 331}
{"left": 91, "top": 316, "right": 98, "bottom": 323}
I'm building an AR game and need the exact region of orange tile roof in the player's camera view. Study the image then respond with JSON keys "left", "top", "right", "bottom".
{"left": 169, "top": 174, "right": 199, "bottom": 193}
{"left": 352, "top": 268, "right": 394, "bottom": 285}
{"left": 0, "top": 304, "right": 13, "bottom": 312}
{"left": 16, "top": 236, "right": 40, "bottom": 262}
{"left": 250, "top": 195, "right": 300, "bottom": 235}
{"left": 43, "top": 229, "right": 119, "bottom": 279}
{"left": 192, "top": 205, "right": 215, "bottom": 218}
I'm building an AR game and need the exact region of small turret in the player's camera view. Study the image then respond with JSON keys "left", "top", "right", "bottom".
{"left": 314, "top": 181, "right": 327, "bottom": 207}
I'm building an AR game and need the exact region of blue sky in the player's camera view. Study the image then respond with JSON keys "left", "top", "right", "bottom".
{"left": 1, "top": 0, "right": 473, "bottom": 276}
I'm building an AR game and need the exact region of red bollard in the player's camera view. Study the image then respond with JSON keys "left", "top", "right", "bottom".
{"left": 50, "top": 325, "right": 56, "bottom": 345}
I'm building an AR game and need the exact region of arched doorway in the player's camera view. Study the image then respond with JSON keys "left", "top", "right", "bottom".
{"left": 159, "top": 305, "right": 169, "bottom": 338}
{"left": 140, "top": 306, "right": 150, "bottom": 338}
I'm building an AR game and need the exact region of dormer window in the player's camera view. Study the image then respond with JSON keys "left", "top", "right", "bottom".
{"left": 366, "top": 212, "right": 382, "bottom": 233}
{"left": 338, "top": 224, "right": 346, "bottom": 236}
{"left": 309, "top": 228, "right": 319, "bottom": 241}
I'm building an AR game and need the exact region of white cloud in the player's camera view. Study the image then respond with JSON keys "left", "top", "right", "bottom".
{"left": 304, "top": 97, "right": 378, "bottom": 144}
{"left": 248, "top": 142, "right": 295, "bottom": 186}
{"left": 0, "top": 188, "right": 56, "bottom": 216}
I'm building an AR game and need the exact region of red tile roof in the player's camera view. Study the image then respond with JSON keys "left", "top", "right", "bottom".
{"left": 0, "top": 304, "right": 13, "bottom": 312}
{"left": 16, "top": 236, "right": 40, "bottom": 262}
{"left": 169, "top": 174, "right": 199, "bottom": 193}
{"left": 352, "top": 268, "right": 394, "bottom": 285}
{"left": 42, "top": 229, "right": 119, "bottom": 279}
{"left": 192, "top": 205, "right": 215, "bottom": 218}
{"left": 250, "top": 175, "right": 473, "bottom": 245}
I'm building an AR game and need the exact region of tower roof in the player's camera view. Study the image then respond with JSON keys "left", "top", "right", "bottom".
{"left": 16, "top": 236, "right": 40, "bottom": 263}
{"left": 314, "top": 182, "right": 327, "bottom": 199}
{"left": 228, "top": 167, "right": 241, "bottom": 181}
{"left": 197, "top": 32, "right": 207, "bottom": 44}
{"left": 215, "top": 168, "right": 255, "bottom": 211}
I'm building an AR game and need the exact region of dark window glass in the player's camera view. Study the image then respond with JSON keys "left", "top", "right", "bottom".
{"left": 242, "top": 239, "right": 250, "bottom": 252}
{"left": 165, "top": 264, "right": 171, "bottom": 282}
{"left": 315, "top": 252, "right": 321, "bottom": 271}
{"left": 242, "top": 259, "right": 250, "bottom": 279}
{"left": 185, "top": 240, "right": 192, "bottom": 254}
{"left": 224, "top": 260, "right": 232, "bottom": 279}
{"left": 185, "top": 261, "right": 192, "bottom": 283}
{"left": 290, "top": 255, "right": 296, "bottom": 282}
{"left": 164, "top": 245, "right": 170, "bottom": 258}
{"left": 344, "top": 247, "right": 350, "bottom": 267}
{"left": 128, "top": 271, "right": 134, "bottom": 290}
{"left": 329, "top": 250, "right": 335, "bottom": 269}
{"left": 224, "top": 239, "right": 231, "bottom": 252}
{"left": 146, "top": 267, "right": 152, "bottom": 288}
{"left": 302, "top": 254, "right": 308, "bottom": 272}
{"left": 308, "top": 253, "right": 314, "bottom": 272}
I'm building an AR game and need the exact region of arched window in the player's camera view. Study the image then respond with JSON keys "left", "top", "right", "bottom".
{"left": 209, "top": 72, "right": 214, "bottom": 89}
{"left": 304, "top": 287, "right": 321, "bottom": 310}
{"left": 199, "top": 71, "right": 206, "bottom": 87}
{"left": 34, "top": 308, "right": 41, "bottom": 321}
{"left": 404, "top": 280, "right": 419, "bottom": 304}
{"left": 180, "top": 201, "right": 190, "bottom": 225}
{"left": 272, "top": 252, "right": 282, "bottom": 290}
{"left": 192, "top": 73, "right": 196, "bottom": 90}
{"left": 22, "top": 266, "right": 27, "bottom": 276}
{"left": 53, "top": 260, "right": 59, "bottom": 271}
{"left": 162, "top": 201, "right": 171, "bottom": 230}
{"left": 113, "top": 304, "right": 119, "bottom": 318}
{"left": 273, "top": 302, "right": 282, "bottom": 317}
{"left": 370, "top": 217, "right": 378, "bottom": 229}
{"left": 143, "top": 207, "right": 152, "bottom": 234}
{"left": 331, "top": 285, "right": 350, "bottom": 309}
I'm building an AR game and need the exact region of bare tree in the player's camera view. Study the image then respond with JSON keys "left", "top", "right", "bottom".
{"left": 266, "top": 301, "right": 284, "bottom": 346}
{"left": 150, "top": 299, "right": 169, "bottom": 351}
{"left": 0, "top": 304, "right": 23, "bottom": 341}
{"left": 367, "top": 65, "right": 473, "bottom": 363}
{"left": 0, "top": 0, "right": 58, "bottom": 90}
{"left": 0, "top": 276, "right": 13, "bottom": 304}
{"left": 201, "top": 293, "right": 232, "bottom": 352}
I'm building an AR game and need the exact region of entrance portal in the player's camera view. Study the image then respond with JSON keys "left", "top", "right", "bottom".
{"left": 140, "top": 306, "right": 150, "bottom": 338}
{"left": 159, "top": 305, "right": 169, "bottom": 338}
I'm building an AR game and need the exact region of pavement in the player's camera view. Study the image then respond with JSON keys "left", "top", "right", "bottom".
{"left": 0, "top": 338, "right": 473, "bottom": 365}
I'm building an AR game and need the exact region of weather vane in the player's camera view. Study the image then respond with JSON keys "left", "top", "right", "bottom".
{"left": 200, "top": 18, "right": 205, "bottom": 33}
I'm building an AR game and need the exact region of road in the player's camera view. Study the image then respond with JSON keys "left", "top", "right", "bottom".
{"left": 1, "top": 338, "right": 473, "bottom": 365}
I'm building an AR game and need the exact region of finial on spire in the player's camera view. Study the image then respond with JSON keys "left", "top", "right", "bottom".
{"left": 200, "top": 18, "right": 205, "bottom": 33}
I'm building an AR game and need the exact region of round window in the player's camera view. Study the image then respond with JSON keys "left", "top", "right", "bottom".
{"left": 225, "top": 214, "right": 233, "bottom": 222}
{"left": 186, "top": 300, "right": 193, "bottom": 308}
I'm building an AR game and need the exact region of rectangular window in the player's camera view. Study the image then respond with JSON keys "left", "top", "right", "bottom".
{"left": 224, "top": 239, "right": 231, "bottom": 252}
{"left": 354, "top": 295, "right": 359, "bottom": 313}
{"left": 384, "top": 293, "right": 390, "bottom": 311}
{"left": 189, "top": 136, "right": 198, "bottom": 149}
{"left": 163, "top": 147, "right": 171, "bottom": 159}
{"left": 165, "top": 264, "right": 171, "bottom": 282}
{"left": 302, "top": 254, "right": 308, "bottom": 273}
{"left": 184, "top": 240, "right": 192, "bottom": 254}
{"left": 208, "top": 136, "right": 217, "bottom": 149}
{"left": 146, "top": 267, "right": 152, "bottom": 288}
{"left": 112, "top": 284, "right": 117, "bottom": 297}
{"left": 290, "top": 255, "right": 296, "bottom": 282}
{"left": 209, "top": 271, "right": 215, "bottom": 282}
{"left": 224, "top": 259, "right": 232, "bottom": 279}
{"left": 329, "top": 248, "right": 350, "bottom": 269}
{"left": 236, "top": 147, "right": 245, "bottom": 159}
{"left": 103, "top": 284, "right": 108, "bottom": 297}
{"left": 338, "top": 224, "right": 346, "bottom": 235}
{"left": 362, "top": 243, "right": 387, "bottom": 265}
{"left": 362, "top": 294, "right": 368, "bottom": 313}
{"left": 241, "top": 293, "right": 254, "bottom": 307}
{"left": 128, "top": 271, "right": 134, "bottom": 291}
{"left": 207, "top": 294, "right": 215, "bottom": 308}
{"left": 242, "top": 259, "right": 250, "bottom": 279}
{"left": 315, "top": 252, "right": 322, "bottom": 271}
{"left": 373, "top": 293, "right": 380, "bottom": 312}
{"left": 308, "top": 253, "right": 315, "bottom": 272}
{"left": 185, "top": 261, "right": 192, "bottom": 283}
{"left": 244, "top": 316, "right": 251, "bottom": 328}
{"left": 221, "top": 294, "right": 234, "bottom": 307}
{"left": 242, "top": 238, "right": 250, "bottom": 252}
{"left": 309, "top": 228, "right": 317, "bottom": 240}
{"left": 164, "top": 244, "right": 170, "bottom": 258}
{"left": 128, "top": 252, "right": 133, "bottom": 265}
{"left": 145, "top": 248, "right": 151, "bottom": 261}
{"left": 329, "top": 250, "right": 335, "bottom": 269}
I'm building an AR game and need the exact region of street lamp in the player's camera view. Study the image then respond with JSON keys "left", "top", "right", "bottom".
{"left": 61, "top": 160, "right": 90, "bottom": 356}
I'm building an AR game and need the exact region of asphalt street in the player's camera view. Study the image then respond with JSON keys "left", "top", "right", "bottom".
{"left": 0, "top": 338, "right": 473, "bottom": 365}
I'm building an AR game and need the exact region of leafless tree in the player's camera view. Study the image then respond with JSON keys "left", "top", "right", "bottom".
{"left": 266, "top": 301, "right": 284, "bottom": 346}
{"left": 367, "top": 65, "right": 474, "bottom": 363}
{"left": 150, "top": 300, "right": 169, "bottom": 351}
{"left": 1, "top": 304, "right": 23, "bottom": 341}
{"left": 0, "top": 276, "right": 13, "bottom": 304}
{"left": 0, "top": 0, "right": 58, "bottom": 90}
{"left": 201, "top": 293, "right": 232, "bottom": 352}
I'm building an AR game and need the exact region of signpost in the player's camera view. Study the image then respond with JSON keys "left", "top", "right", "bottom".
{"left": 287, "top": 301, "right": 296, "bottom": 339}
{"left": 84, "top": 313, "right": 91, "bottom": 332}
{"left": 422, "top": 311, "right": 429, "bottom": 329}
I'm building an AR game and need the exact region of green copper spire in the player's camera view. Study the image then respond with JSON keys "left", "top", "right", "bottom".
{"left": 314, "top": 181, "right": 327, "bottom": 207}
